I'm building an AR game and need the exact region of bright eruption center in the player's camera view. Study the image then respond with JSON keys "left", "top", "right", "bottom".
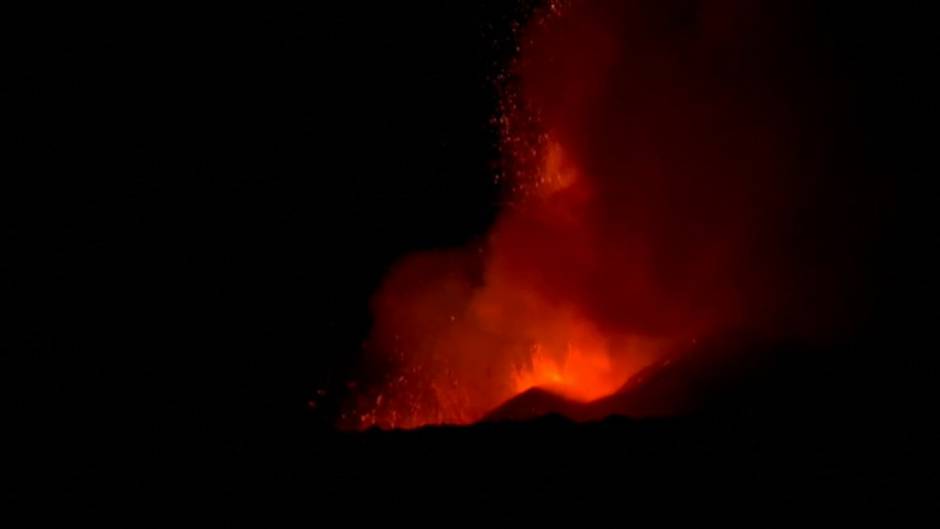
{"left": 512, "top": 343, "right": 622, "bottom": 402}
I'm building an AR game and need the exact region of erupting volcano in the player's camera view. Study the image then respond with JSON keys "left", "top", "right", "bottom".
{"left": 342, "top": 0, "right": 883, "bottom": 430}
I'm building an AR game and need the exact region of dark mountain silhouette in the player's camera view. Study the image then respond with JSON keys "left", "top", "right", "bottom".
{"left": 484, "top": 334, "right": 851, "bottom": 424}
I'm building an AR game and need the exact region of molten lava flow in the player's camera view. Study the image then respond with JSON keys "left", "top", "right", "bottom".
{"left": 343, "top": 1, "right": 874, "bottom": 430}
{"left": 512, "top": 344, "right": 618, "bottom": 402}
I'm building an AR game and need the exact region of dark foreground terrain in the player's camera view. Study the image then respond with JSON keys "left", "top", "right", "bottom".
{"left": 77, "top": 412, "right": 914, "bottom": 520}
{"left": 62, "top": 338, "right": 920, "bottom": 519}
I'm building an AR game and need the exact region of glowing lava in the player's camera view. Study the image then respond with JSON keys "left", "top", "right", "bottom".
{"left": 512, "top": 344, "right": 619, "bottom": 402}
{"left": 342, "top": 0, "right": 863, "bottom": 430}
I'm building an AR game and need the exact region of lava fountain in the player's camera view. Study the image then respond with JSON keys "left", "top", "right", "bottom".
{"left": 342, "top": 0, "right": 874, "bottom": 429}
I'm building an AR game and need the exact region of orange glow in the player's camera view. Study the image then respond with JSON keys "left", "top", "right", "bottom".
{"left": 534, "top": 140, "right": 578, "bottom": 195}
{"left": 339, "top": 3, "right": 671, "bottom": 430}
{"left": 512, "top": 343, "right": 620, "bottom": 402}
{"left": 342, "top": 1, "right": 857, "bottom": 430}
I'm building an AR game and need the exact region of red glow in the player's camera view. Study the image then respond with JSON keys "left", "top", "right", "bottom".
{"left": 512, "top": 343, "right": 622, "bottom": 402}
{"left": 342, "top": 1, "right": 868, "bottom": 429}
